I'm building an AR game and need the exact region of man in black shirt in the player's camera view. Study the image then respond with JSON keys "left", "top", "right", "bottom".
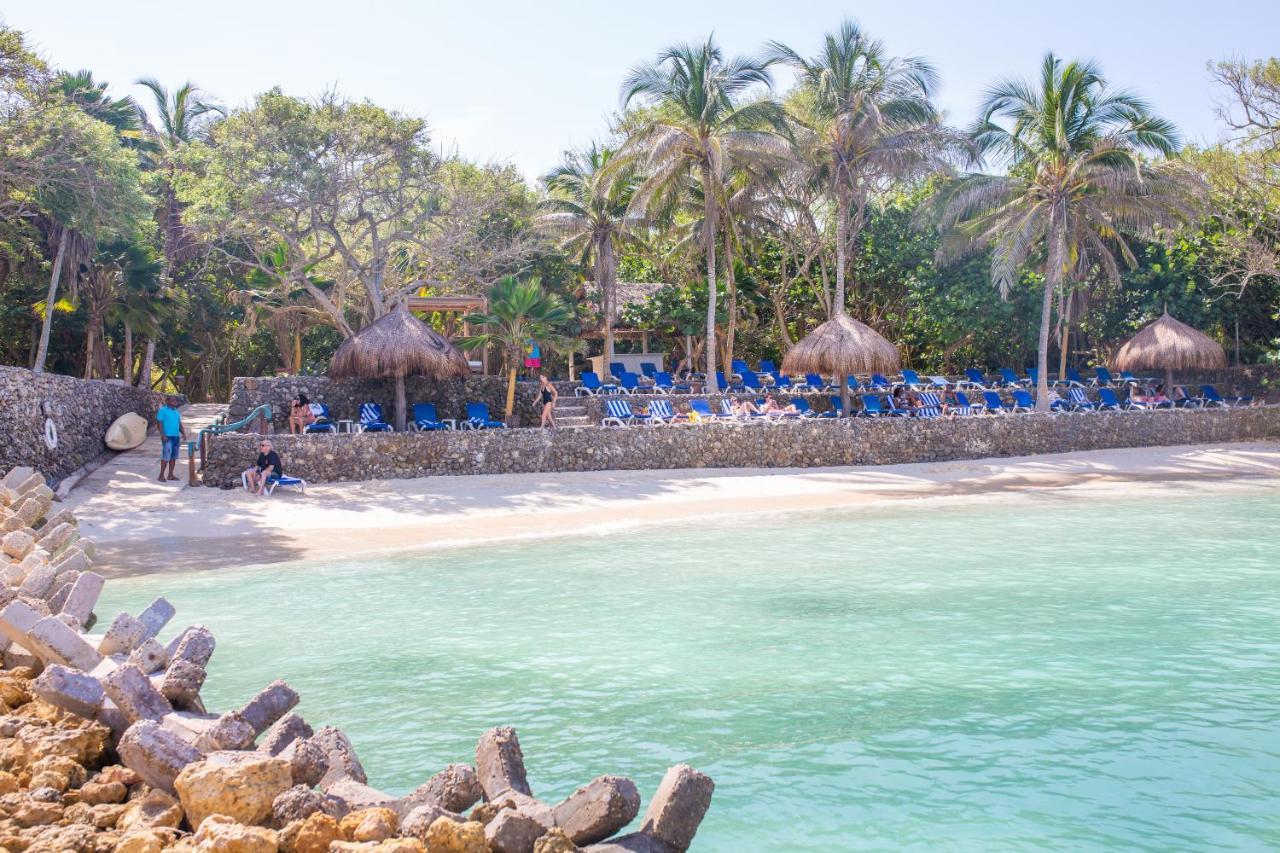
{"left": 244, "top": 438, "right": 284, "bottom": 496}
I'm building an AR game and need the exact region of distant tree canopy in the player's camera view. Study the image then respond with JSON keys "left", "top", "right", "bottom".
{"left": 1, "top": 21, "right": 1278, "bottom": 401}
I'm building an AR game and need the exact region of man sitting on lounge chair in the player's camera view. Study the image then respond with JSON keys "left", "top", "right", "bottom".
{"left": 244, "top": 439, "right": 284, "bottom": 497}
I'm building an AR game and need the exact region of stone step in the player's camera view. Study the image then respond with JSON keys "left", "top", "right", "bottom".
{"left": 555, "top": 416, "right": 592, "bottom": 427}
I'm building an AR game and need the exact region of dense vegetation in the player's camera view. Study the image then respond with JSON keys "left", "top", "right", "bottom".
{"left": 1, "top": 22, "right": 1277, "bottom": 401}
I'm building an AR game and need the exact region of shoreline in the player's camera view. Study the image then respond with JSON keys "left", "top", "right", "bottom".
{"left": 64, "top": 441, "right": 1280, "bottom": 577}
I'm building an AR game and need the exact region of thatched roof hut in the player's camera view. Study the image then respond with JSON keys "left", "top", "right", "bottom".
{"left": 782, "top": 313, "right": 900, "bottom": 416}
{"left": 329, "top": 303, "right": 471, "bottom": 430}
{"left": 1113, "top": 311, "right": 1226, "bottom": 392}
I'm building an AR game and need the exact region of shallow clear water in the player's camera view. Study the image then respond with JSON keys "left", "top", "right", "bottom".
{"left": 98, "top": 481, "right": 1280, "bottom": 851}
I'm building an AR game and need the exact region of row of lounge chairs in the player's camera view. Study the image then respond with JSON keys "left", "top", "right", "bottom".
{"left": 598, "top": 384, "right": 1253, "bottom": 426}
{"left": 574, "top": 361, "right": 1192, "bottom": 397}
{"left": 302, "top": 402, "right": 507, "bottom": 433}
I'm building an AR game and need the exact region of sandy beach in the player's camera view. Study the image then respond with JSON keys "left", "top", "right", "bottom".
{"left": 59, "top": 441, "right": 1280, "bottom": 576}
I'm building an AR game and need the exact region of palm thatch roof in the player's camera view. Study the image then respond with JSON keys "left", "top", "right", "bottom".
{"left": 329, "top": 303, "right": 471, "bottom": 380}
{"left": 1112, "top": 312, "right": 1226, "bottom": 372}
{"left": 781, "top": 313, "right": 901, "bottom": 376}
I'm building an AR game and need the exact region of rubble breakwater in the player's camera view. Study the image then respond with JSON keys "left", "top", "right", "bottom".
{"left": 0, "top": 466, "right": 714, "bottom": 852}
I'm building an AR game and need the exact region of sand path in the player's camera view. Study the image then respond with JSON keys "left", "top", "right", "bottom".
{"left": 61, "top": 435, "right": 1280, "bottom": 576}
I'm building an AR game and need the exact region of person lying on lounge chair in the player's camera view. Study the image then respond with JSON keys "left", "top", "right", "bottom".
{"left": 761, "top": 394, "right": 798, "bottom": 416}
{"left": 731, "top": 398, "right": 761, "bottom": 418}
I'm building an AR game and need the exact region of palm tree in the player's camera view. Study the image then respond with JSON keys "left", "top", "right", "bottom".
{"left": 539, "top": 143, "right": 642, "bottom": 372}
{"left": 934, "top": 54, "right": 1201, "bottom": 411}
{"left": 619, "top": 37, "right": 783, "bottom": 390}
{"left": 461, "top": 276, "right": 573, "bottom": 424}
{"left": 767, "top": 19, "right": 949, "bottom": 318}
{"left": 54, "top": 70, "right": 146, "bottom": 145}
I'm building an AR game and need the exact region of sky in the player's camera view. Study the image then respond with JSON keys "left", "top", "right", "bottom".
{"left": 6, "top": 0, "right": 1279, "bottom": 182}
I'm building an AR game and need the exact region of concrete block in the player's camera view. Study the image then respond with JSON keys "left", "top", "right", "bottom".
{"left": 0, "top": 563, "right": 24, "bottom": 587}
{"left": 237, "top": 678, "right": 299, "bottom": 734}
{"left": 46, "top": 573, "right": 78, "bottom": 610}
{"left": 60, "top": 572, "right": 104, "bottom": 626}
{"left": 127, "top": 637, "right": 168, "bottom": 674}
{"left": 397, "top": 763, "right": 482, "bottom": 817}
{"left": 35, "top": 523, "right": 74, "bottom": 556}
{"left": 2, "top": 646, "right": 40, "bottom": 671}
{"left": 98, "top": 612, "right": 147, "bottom": 655}
{"left": 2, "top": 530, "right": 34, "bottom": 560}
{"left": 0, "top": 600, "right": 43, "bottom": 649}
{"left": 28, "top": 615, "right": 102, "bottom": 670}
{"left": 553, "top": 776, "right": 641, "bottom": 846}
{"left": 168, "top": 625, "right": 215, "bottom": 667}
{"left": 159, "top": 658, "right": 206, "bottom": 709}
{"left": 117, "top": 719, "right": 204, "bottom": 794}
{"left": 314, "top": 726, "right": 368, "bottom": 787}
{"left": 32, "top": 664, "right": 105, "bottom": 717}
{"left": 281, "top": 735, "right": 330, "bottom": 787}
{"left": 0, "top": 467, "right": 35, "bottom": 491}
{"left": 17, "top": 562, "right": 57, "bottom": 598}
{"left": 257, "top": 712, "right": 312, "bottom": 755}
{"left": 202, "top": 712, "right": 257, "bottom": 751}
{"left": 637, "top": 765, "right": 714, "bottom": 852}
{"left": 50, "top": 546, "right": 90, "bottom": 577}
{"left": 324, "top": 776, "right": 396, "bottom": 811}
{"left": 485, "top": 808, "right": 548, "bottom": 853}
{"left": 101, "top": 663, "right": 172, "bottom": 724}
{"left": 136, "top": 597, "right": 175, "bottom": 639}
{"left": 476, "top": 726, "right": 532, "bottom": 799}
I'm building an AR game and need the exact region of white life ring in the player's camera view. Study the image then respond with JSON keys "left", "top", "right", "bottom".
{"left": 43, "top": 417, "right": 58, "bottom": 450}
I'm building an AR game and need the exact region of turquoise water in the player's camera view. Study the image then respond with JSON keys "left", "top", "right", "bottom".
{"left": 98, "top": 481, "right": 1280, "bottom": 851}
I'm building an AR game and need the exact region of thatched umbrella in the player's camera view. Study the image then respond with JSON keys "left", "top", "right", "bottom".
{"left": 329, "top": 303, "right": 471, "bottom": 431}
{"left": 1113, "top": 311, "right": 1226, "bottom": 395}
{"left": 781, "top": 312, "right": 901, "bottom": 417}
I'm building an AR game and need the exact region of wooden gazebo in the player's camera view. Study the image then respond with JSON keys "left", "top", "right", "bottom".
{"left": 404, "top": 293, "right": 489, "bottom": 374}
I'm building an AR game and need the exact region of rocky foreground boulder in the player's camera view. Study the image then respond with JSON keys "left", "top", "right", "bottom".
{"left": 0, "top": 467, "right": 715, "bottom": 851}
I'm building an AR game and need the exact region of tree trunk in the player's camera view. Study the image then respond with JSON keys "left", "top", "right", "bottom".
{"left": 1165, "top": 367, "right": 1174, "bottom": 397}
{"left": 833, "top": 192, "right": 848, "bottom": 318}
{"left": 83, "top": 323, "right": 96, "bottom": 379}
{"left": 504, "top": 367, "right": 518, "bottom": 424}
{"left": 123, "top": 319, "right": 133, "bottom": 382}
{"left": 1056, "top": 287, "right": 1071, "bottom": 381}
{"left": 137, "top": 339, "right": 156, "bottom": 389}
{"left": 701, "top": 165, "right": 719, "bottom": 390}
{"left": 33, "top": 237, "right": 68, "bottom": 374}
{"left": 722, "top": 229, "right": 736, "bottom": 378}
{"left": 599, "top": 236, "right": 616, "bottom": 371}
{"left": 394, "top": 374, "right": 407, "bottom": 432}
{"left": 293, "top": 330, "right": 302, "bottom": 374}
{"left": 1036, "top": 217, "right": 1065, "bottom": 413}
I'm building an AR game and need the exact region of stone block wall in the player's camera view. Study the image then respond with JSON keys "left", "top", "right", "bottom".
{"left": 202, "top": 406, "right": 1280, "bottom": 486}
{"left": 0, "top": 366, "right": 179, "bottom": 483}
{"left": 228, "top": 375, "right": 576, "bottom": 430}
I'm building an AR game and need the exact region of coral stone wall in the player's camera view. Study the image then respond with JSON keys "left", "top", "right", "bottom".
{"left": 202, "top": 406, "right": 1280, "bottom": 486}
{"left": 228, "top": 375, "right": 576, "bottom": 429}
{"left": 0, "top": 366, "right": 179, "bottom": 483}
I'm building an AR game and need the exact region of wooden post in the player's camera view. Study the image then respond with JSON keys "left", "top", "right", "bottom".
{"left": 199, "top": 432, "right": 207, "bottom": 472}
{"left": 187, "top": 443, "right": 197, "bottom": 486}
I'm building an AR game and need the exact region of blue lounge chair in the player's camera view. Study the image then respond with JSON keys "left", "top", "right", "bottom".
{"left": 1119, "top": 371, "right": 1154, "bottom": 385}
{"left": 646, "top": 399, "right": 678, "bottom": 424}
{"left": 730, "top": 359, "right": 750, "bottom": 379}
{"left": 608, "top": 362, "right": 627, "bottom": 380}
{"left": 303, "top": 403, "right": 336, "bottom": 434}
{"left": 464, "top": 402, "right": 505, "bottom": 429}
{"left": 739, "top": 370, "right": 767, "bottom": 392}
{"left": 575, "top": 372, "right": 616, "bottom": 396}
{"left": 1092, "top": 367, "right": 1115, "bottom": 386}
{"left": 951, "top": 391, "right": 976, "bottom": 416}
{"left": 883, "top": 395, "right": 913, "bottom": 417}
{"left": 900, "top": 370, "right": 928, "bottom": 389}
{"left": 1026, "top": 368, "right": 1040, "bottom": 387}
{"left": 242, "top": 471, "right": 306, "bottom": 495}
{"left": 617, "top": 372, "right": 649, "bottom": 395}
{"left": 860, "top": 395, "right": 886, "bottom": 417}
{"left": 653, "top": 371, "right": 691, "bottom": 394}
{"left": 997, "top": 368, "right": 1025, "bottom": 387}
{"left": 980, "top": 391, "right": 1008, "bottom": 414}
{"left": 639, "top": 362, "right": 658, "bottom": 378}
{"left": 962, "top": 368, "right": 989, "bottom": 389}
{"left": 758, "top": 359, "right": 777, "bottom": 374}
{"left": 1065, "top": 388, "right": 1096, "bottom": 412}
{"left": 791, "top": 398, "right": 817, "bottom": 418}
{"left": 1053, "top": 367, "right": 1086, "bottom": 387}
{"left": 688, "top": 399, "right": 719, "bottom": 422}
{"left": 1011, "top": 389, "right": 1035, "bottom": 413}
{"left": 715, "top": 372, "right": 744, "bottom": 393}
{"left": 868, "top": 373, "right": 893, "bottom": 391}
{"left": 1095, "top": 388, "right": 1125, "bottom": 411}
{"left": 719, "top": 399, "right": 759, "bottom": 420}
{"left": 1197, "top": 385, "right": 1251, "bottom": 408}
{"left": 602, "top": 398, "right": 648, "bottom": 427}
{"left": 799, "top": 373, "right": 830, "bottom": 393}
{"left": 411, "top": 402, "right": 451, "bottom": 431}
{"left": 917, "top": 392, "right": 944, "bottom": 418}
{"left": 358, "top": 402, "right": 393, "bottom": 432}
{"left": 768, "top": 371, "right": 794, "bottom": 391}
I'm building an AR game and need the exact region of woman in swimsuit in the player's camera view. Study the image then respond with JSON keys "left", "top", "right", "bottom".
{"left": 289, "top": 393, "right": 315, "bottom": 434}
{"left": 539, "top": 374, "right": 558, "bottom": 428}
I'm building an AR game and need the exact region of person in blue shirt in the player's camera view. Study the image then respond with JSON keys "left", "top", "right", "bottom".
{"left": 154, "top": 396, "right": 186, "bottom": 483}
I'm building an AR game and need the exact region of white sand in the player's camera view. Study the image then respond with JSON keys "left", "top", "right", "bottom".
{"left": 62, "top": 441, "right": 1280, "bottom": 576}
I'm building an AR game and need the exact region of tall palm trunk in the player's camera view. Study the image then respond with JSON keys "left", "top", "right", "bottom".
{"left": 32, "top": 238, "right": 68, "bottom": 374}
{"left": 123, "top": 319, "right": 133, "bottom": 382}
{"left": 701, "top": 164, "right": 719, "bottom": 390}
{"left": 834, "top": 191, "right": 849, "bottom": 317}
{"left": 722, "top": 229, "right": 737, "bottom": 378}
{"left": 137, "top": 339, "right": 155, "bottom": 389}
{"left": 599, "top": 235, "right": 616, "bottom": 370}
{"left": 1036, "top": 210, "right": 1065, "bottom": 412}
{"left": 504, "top": 366, "right": 518, "bottom": 424}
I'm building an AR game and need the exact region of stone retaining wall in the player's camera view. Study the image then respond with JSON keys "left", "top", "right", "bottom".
{"left": 0, "top": 367, "right": 180, "bottom": 483}
{"left": 202, "top": 406, "right": 1280, "bottom": 486}
{"left": 228, "top": 375, "right": 575, "bottom": 430}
